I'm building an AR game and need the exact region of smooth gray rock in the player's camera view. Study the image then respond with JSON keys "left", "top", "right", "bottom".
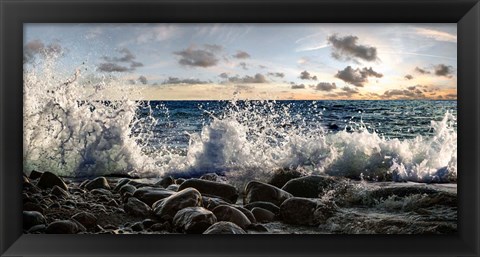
{"left": 173, "top": 207, "right": 217, "bottom": 233}
{"left": 244, "top": 181, "right": 292, "bottom": 206}
{"left": 45, "top": 220, "right": 79, "bottom": 234}
{"left": 178, "top": 179, "right": 238, "bottom": 203}
{"left": 280, "top": 197, "right": 336, "bottom": 226}
{"left": 251, "top": 207, "right": 275, "bottom": 223}
{"left": 203, "top": 221, "right": 246, "bottom": 234}
{"left": 281, "top": 175, "right": 337, "bottom": 198}
{"left": 212, "top": 205, "right": 251, "bottom": 229}
{"left": 133, "top": 187, "right": 175, "bottom": 207}
{"left": 37, "top": 172, "right": 68, "bottom": 191}
{"left": 72, "top": 212, "right": 97, "bottom": 229}
{"left": 153, "top": 188, "right": 202, "bottom": 221}
{"left": 124, "top": 197, "right": 152, "bottom": 217}
{"left": 23, "top": 211, "right": 46, "bottom": 230}
{"left": 85, "top": 177, "right": 111, "bottom": 191}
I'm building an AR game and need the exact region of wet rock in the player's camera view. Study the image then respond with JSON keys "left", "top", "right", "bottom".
{"left": 203, "top": 221, "right": 246, "bottom": 234}
{"left": 280, "top": 197, "right": 336, "bottom": 226}
{"left": 23, "top": 202, "right": 45, "bottom": 214}
{"left": 232, "top": 206, "right": 256, "bottom": 223}
{"left": 150, "top": 221, "right": 171, "bottom": 232}
{"left": 369, "top": 186, "right": 439, "bottom": 199}
{"left": 247, "top": 223, "right": 269, "bottom": 232}
{"left": 119, "top": 184, "right": 136, "bottom": 196}
{"left": 29, "top": 170, "right": 44, "bottom": 180}
{"left": 153, "top": 188, "right": 202, "bottom": 221}
{"left": 244, "top": 201, "right": 280, "bottom": 215}
{"left": 37, "top": 172, "right": 68, "bottom": 191}
{"left": 202, "top": 196, "right": 230, "bottom": 211}
{"left": 244, "top": 181, "right": 292, "bottom": 206}
{"left": 212, "top": 205, "right": 251, "bottom": 229}
{"left": 155, "top": 176, "right": 175, "bottom": 188}
{"left": 251, "top": 207, "right": 275, "bottom": 223}
{"left": 124, "top": 197, "right": 152, "bottom": 217}
{"left": 28, "top": 224, "right": 46, "bottom": 233}
{"left": 142, "top": 219, "right": 155, "bottom": 229}
{"left": 281, "top": 175, "right": 337, "bottom": 198}
{"left": 23, "top": 211, "right": 46, "bottom": 230}
{"left": 200, "top": 173, "right": 225, "bottom": 182}
{"left": 90, "top": 188, "right": 113, "bottom": 197}
{"left": 85, "top": 177, "right": 110, "bottom": 191}
{"left": 113, "top": 178, "right": 131, "bottom": 192}
{"left": 175, "top": 178, "right": 185, "bottom": 185}
{"left": 45, "top": 220, "right": 79, "bottom": 234}
{"left": 72, "top": 212, "right": 97, "bottom": 229}
{"left": 133, "top": 187, "right": 175, "bottom": 207}
{"left": 178, "top": 179, "right": 238, "bottom": 203}
{"left": 166, "top": 184, "right": 179, "bottom": 191}
{"left": 173, "top": 207, "right": 217, "bottom": 233}
{"left": 131, "top": 222, "right": 144, "bottom": 232}
{"left": 70, "top": 219, "right": 87, "bottom": 233}
{"left": 107, "top": 199, "right": 119, "bottom": 207}
{"left": 51, "top": 185, "right": 69, "bottom": 198}
{"left": 268, "top": 168, "right": 303, "bottom": 188}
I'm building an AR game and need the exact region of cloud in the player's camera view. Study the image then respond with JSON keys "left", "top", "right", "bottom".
{"left": 327, "top": 34, "right": 378, "bottom": 62}
{"left": 162, "top": 77, "right": 210, "bottom": 85}
{"left": 267, "top": 72, "right": 285, "bottom": 78}
{"left": 239, "top": 62, "right": 248, "bottom": 70}
{"left": 98, "top": 48, "right": 143, "bottom": 73}
{"left": 299, "top": 70, "right": 317, "bottom": 80}
{"left": 434, "top": 64, "right": 454, "bottom": 77}
{"left": 138, "top": 75, "right": 148, "bottom": 85}
{"left": 291, "top": 83, "right": 306, "bottom": 89}
{"left": 174, "top": 45, "right": 220, "bottom": 68}
{"left": 136, "top": 24, "right": 176, "bottom": 43}
{"left": 414, "top": 67, "right": 431, "bottom": 74}
{"left": 415, "top": 28, "right": 457, "bottom": 43}
{"left": 315, "top": 82, "right": 337, "bottom": 91}
{"left": 405, "top": 74, "right": 414, "bottom": 80}
{"left": 24, "top": 39, "right": 64, "bottom": 63}
{"left": 334, "top": 66, "right": 383, "bottom": 87}
{"left": 383, "top": 88, "right": 426, "bottom": 99}
{"left": 232, "top": 50, "right": 250, "bottom": 59}
{"left": 219, "top": 73, "right": 229, "bottom": 79}
{"left": 222, "top": 73, "right": 268, "bottom": 84}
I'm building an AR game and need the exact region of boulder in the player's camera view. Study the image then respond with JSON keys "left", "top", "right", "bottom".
{"left": 85, "top": 177, "right": 110, "bottom": 191}
{"left": 45, "top": 220, "right": 79, "bottom": 234}
{"left": 175, "top": 178, "right": 186, "bottom": 185}
{"left": 280, "top": 197, "right": 336, "bottom": 226}
{"left": 23, "top": 202, "right": 45, "bottom": 214}
{"left": 155, "top": 176, "right": 175, "bottom": 188}
{"left": 166, "top": 184, "right": 179, "bottom": 191}
{"left": 202, "top": 196, "right": 230, "bottom": 211}
{"left": 23, "top": 211, "right": 46, "bottom": 230}
{"left": 37, "top": 172, "right": 68, "bottom": 191}
{"left": 119, "top": 184, "right": 136, "bottom": 196}
{"left": 133, "top": 187, "right": 175, "bottom": 207}
{"left": 268, "top": 168, "right": 303, "bottom": 188}
{"left": 153, "top": 188, "right": 202, "bottom": 221}
{"left": 281, "top": 175, "right": 337, "bottom": 198}
{"left": 232, "top": 206, "right": 256, "bottom": 223}
{"left": 28, "top": 224, "right": 46, "bottom": 233}
{"left": 212, "top": 205, "right": 251, "bottom": 229}
{"left": 131, "top": 222, "right": 144, "bottom": 232}
{"left": 124, "top": 197, "right": 152, "bottom": 217}
{"left": 200, "top": 173, "right": 225, "bottom": 182}
{"left": 71, "top": 212, "right": 97, "bottom": 229}
{"left": 244, "top": 201, "right": 280, "bottom": 215}
{"left": 90, "top": 188, "right": 113, "bottom": 196}
{"left": 173, "top": 207, "right": 217, "bottom": 233}
{"left": 203, "top": 221, "right": 246, "bottom": 234}
{"left": 178, "top": 179, "right": 238, "bottom": 203}
{"left": 29, "top": 170, "right": 44, "bottom": 180}
{"left": 251, "top": 207, "right": 275, "bottom": 223}
{"left": 244, "top": 181, "right": 292, "bottom": 206}
{"left": 51, "top": 185, "right": 69, "bottom": 198}
{"left": 113, "top": 178, "right": 131, "bottom": 192}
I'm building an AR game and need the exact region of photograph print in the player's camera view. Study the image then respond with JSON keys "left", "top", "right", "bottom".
{"left": 22, "top": 23, "right": 457, "bottom": 234}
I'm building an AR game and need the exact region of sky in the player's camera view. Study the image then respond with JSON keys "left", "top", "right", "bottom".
{"left": 24, "top": 23, "right": 457, "bottom": 100}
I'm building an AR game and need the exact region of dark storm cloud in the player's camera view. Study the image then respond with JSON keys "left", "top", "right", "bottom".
{"left": 405, "top": 74, "right": 414, "bottom": 80}
{"left": 383, "top": 89, "right": 426, "bottom": 99}
{"left": 291, "top": 83, "right": 306, "bottom": 89}
{"left": 24, "top": 39, "right": 64, "bottom": 63}
{"left": 414, "top": 67, "right": 431, "bottom": 74}
{"left": 233, "top": 51, "right": 251, "bottom": 59}
{"left": 334, "top": 66, "right": 383, "bottom": 87}
{"left": 299, "top": 70, "right": 317, "bottom": 81}
{"left": 239, "top": 62, "right": 248, "bottom": 70}
{"left": 434, "top": 64, "right": 454, "bottom": 77}
{"left": 268, "top": 72, "right": 285, "bottom": 78}
{"left": 327, "top": 34, "right": 378, "bottom": 62}
{"left": 138, "top": 75, "right": 148, "bottom": 85}
{"left": 162, "top": 77, "right": 210, "bottom": 85}
{"left": 315, "top": 82, "right": 337, "bottom": 91}
{"left": 98, "top": 48, "right": 143, "bottom": 73}
{"left": 174, "top": 45, "right": 221, "bottom": 68}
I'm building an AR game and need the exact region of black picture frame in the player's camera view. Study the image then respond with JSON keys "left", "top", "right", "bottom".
{"left": 1, "top": 0, "right": 479, "bottom": 256}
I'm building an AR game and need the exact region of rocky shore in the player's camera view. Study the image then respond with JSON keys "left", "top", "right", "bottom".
{"left": 22, "top": 169, "right": 457, "bottom": 234}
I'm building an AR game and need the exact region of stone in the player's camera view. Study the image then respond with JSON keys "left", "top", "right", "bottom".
{"left": 45, "top": 220, "right": 79, "bottom": 234}
{"left": 107, "top": 199, "right": 119, "bottom": 207}
{"left": 23, "top": 202, "right": 45, "bottom": 214}
{"left": 251, "top": 207, "right": 275, "bottom": 223}
{"left": 155, "top": 176, "right": 175, "bottom": 188}
{"left": 212, "top": 205, "right": 251, "bottom": 229}
{"left": 175, "top": 178, "right": 186, "bottom": 185}
{"left": 119, "top": 184, "right": 136, "bottom": 196}
{"left": 85, "top": 177, "right": 110, "bottom": 191}
{"left": 150, "top": 222, "right": 171, "bottom": 232}
{"left": 28, "top": 224, "right": 46, "bottom": 233}
{"left": 280, "top": 197, "right": 336, "bottom": 226}
{"left": 37, "top": 172, "right": 68, "bottom": 191}
{"left": 202, "top": 196, "right": 230, "bottom": 211}
{"left": 131, "top": 222, "right": 144, "bottom": 232}
{"left": 244, "top": 201, "right": 280, "bottom": 215}
{"left": 178, "top": 178, "right": 238, "bottom": 203}
{"left": 247, "top": 223, "right": 269, "bottom": 232}
{"left": 232, "top": 206, "right": 256, "bottom": 223}
{"left": 142, "top": 219, "right": 155, "bottom": 229}
{"left": 90, "top": 188, "right": 113, "bottom": 196}
{"left": 113, "top": 178, "right": 131, "bottom": 192}
{"left": 153, "top": 188, "right": 202, "bottom": 221}
{"left": 281, "top": 175, "right": 337, "bottom": 198}
{"left": 173, "top": 207, "right": 217, "bottom": 233}
{"left": 244, "top": 181, "right": 292, "bottom": 206}
{"left": 200, "top": 173, "right": 225, "bottom": 182}
{"left": 133, "top": 187, "right": 175, "bottom": 207}
{"left": 23, "top": 211, "right": 46, "bottom": 230}
{"left": 29, "top": 170, "right": 44, "bottom": 180}
{"left": 51, "top": 185, "right": 69, "bottom": 198}
{"left": 71, "top": 212, "right": 97, "bottom": 229}
{"left": 124, "top": 197, "right": 152, "bottom": 217}
{"left": 268, "top": 168, "right": 303, "bottom": 188}
{"left": 203, "top": 221, "right": 246, "bottom": 234}
{"left": 166, "top": 184, "right": 179, "bottom": 191}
